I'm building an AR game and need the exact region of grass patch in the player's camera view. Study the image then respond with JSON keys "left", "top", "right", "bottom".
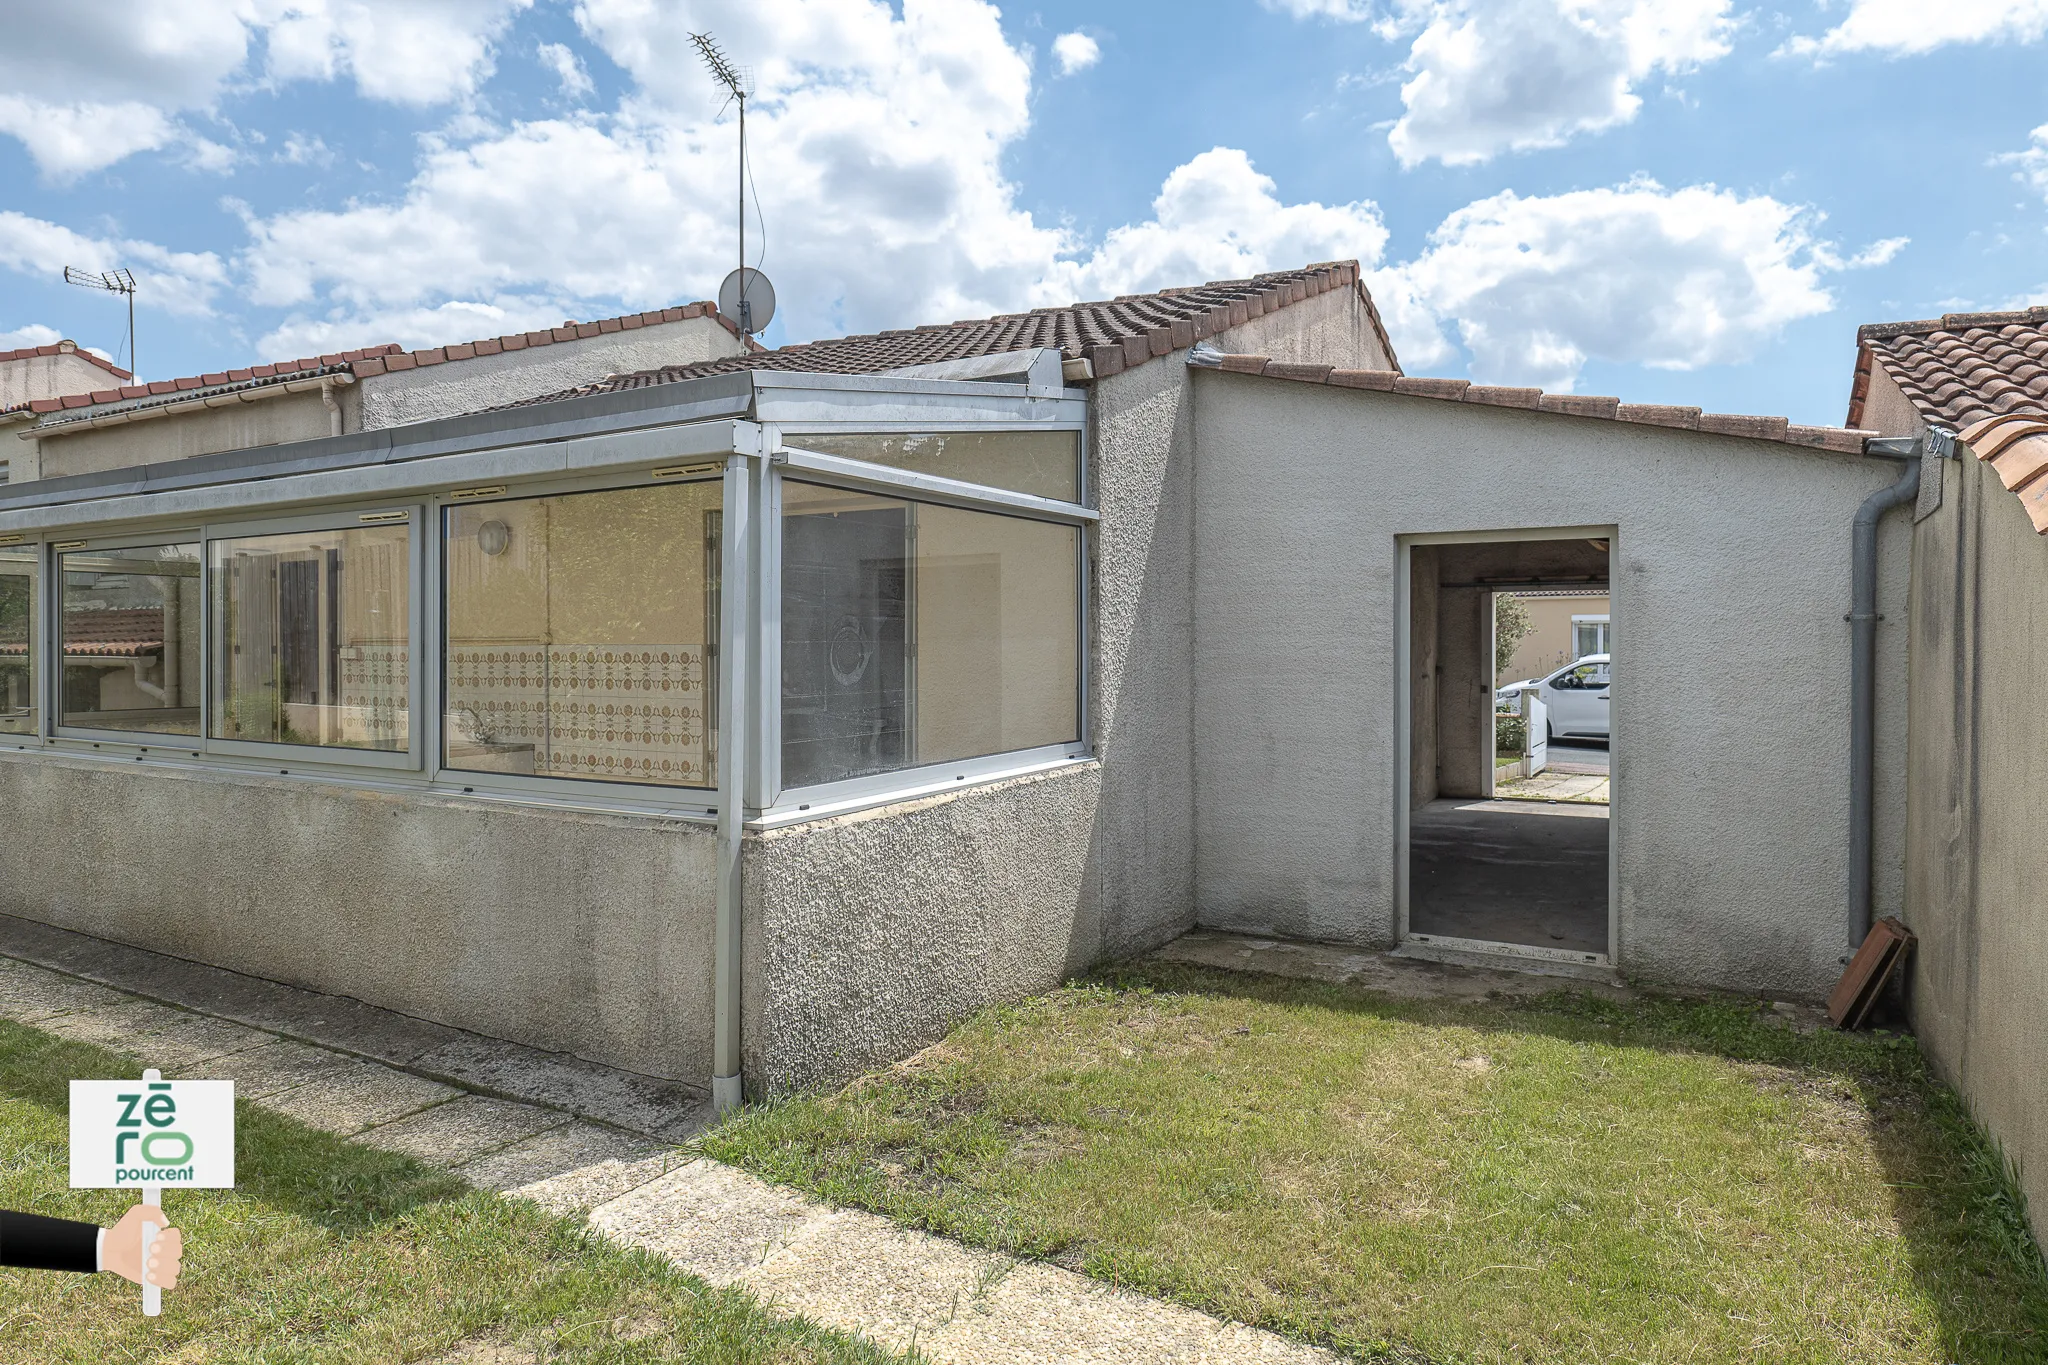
{"left": 0, "top": 1017, "right": 912, "bottom": 1364}
{"left": 703, "top": 964, "right": 2048, "bottom": 1364}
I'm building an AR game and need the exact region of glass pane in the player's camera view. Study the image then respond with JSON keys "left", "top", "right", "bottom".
{"left": 783, "top": 431, "right": 1080, "bottom": 502}
{"left": 60, "top": 543, "right": 202, "bottom": 735}
{"left": 0, "top": 546, "right": 35, "bottom": 735}
{"left": 444, "top": 481, "right": 721, "bottom": 788}
{"left": 209, "top": 524, "right": 412, "bottom": 751}
{"left": 782, "top": 481, "right": 1079, "bottom": 789}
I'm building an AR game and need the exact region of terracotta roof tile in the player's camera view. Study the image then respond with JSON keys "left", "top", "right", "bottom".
{"left": 503, "top": 263, "right": 1395, "bottom": 410}
{"left": 1196, "top": 349, "right": 1876, "bottom": 457}
{"left": 1961, "top": 414, "right": 2048, "bottom": 534}
{"left": 1851, "top": 307, "right": 2048, "bottom": 430}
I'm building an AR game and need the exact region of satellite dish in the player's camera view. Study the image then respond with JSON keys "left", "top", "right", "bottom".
{"left": 719, "top": 267, "right": 775, "bottom": 336}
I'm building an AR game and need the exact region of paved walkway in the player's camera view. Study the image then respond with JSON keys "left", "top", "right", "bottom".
{"left": 1495, "top": 768, "right": 1610, "bottom": 803}
{"left": 0, "top": 920, "right": 1336, "bottom": 1364}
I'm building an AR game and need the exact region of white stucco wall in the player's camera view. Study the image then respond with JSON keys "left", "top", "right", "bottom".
{"left": 0, "top": 349, "right": 124, "bottom": 407}
{"left": 1904, "top": 450, "right": 2048, "bottom": 1251}
{"left": 358, "top": 317, "right": 746, "bottom": 429}
{"left": 1189, "top": 372, "right": 1912, "bottom": 999}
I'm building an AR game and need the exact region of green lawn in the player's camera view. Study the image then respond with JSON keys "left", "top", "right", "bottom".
{"left": 0, "top": 1017, "right": 912, "bottom": 1365}
{"left": 704, "top": 964, "right": 2048, "bottom": 1365}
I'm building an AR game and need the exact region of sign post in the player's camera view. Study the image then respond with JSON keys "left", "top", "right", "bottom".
{"left": 70, "top": 1068, "right": 234, "bottom": 1315}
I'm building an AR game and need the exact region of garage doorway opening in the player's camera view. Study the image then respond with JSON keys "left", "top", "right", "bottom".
{"left": 1399, "top": 531, "right": 1615, "bottom": 974}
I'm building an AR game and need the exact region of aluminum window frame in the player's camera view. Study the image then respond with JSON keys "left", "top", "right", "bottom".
{"left": 0, "top": 533, "right": 39, "bottom": 747}
{"left": 765, "top": 420, "right": 1095, "bottom": 818}
{"left": 200, "top": 505, "right": 428, "bottom": 773}
{"left": 1, "top": 398, "right": 1096, "bottom": 829}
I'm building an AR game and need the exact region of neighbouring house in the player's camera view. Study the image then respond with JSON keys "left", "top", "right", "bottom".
{"left": 0, "top": 341, "right": 134, "bottom": 484}
{"left": 1499, "top": 588, "right": 1609, "bottom": 685}
{"left": 1849, "top": 303, "right": 2048, "bottom": 1253}
{"left": 0, "top": 302, "right": 755, "bottom": 484}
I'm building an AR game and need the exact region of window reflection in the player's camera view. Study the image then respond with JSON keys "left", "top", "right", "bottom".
{"left": 59, "top": 544, "right": 202, "bottom": 735}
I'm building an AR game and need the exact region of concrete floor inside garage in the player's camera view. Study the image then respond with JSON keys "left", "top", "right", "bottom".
{"left": 1409, "top": 798, "right": 1609, "bottom": 954}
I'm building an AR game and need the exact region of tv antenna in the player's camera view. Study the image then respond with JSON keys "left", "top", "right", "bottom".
{"left": 690, "top": 31, "right": 774, "bottom": 337}
{"left": 63, "top": 266, "right": 137, "bottom": 379}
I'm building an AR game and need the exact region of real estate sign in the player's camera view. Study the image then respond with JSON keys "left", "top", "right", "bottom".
{"left": 69, "top": 1076, "right": 235, "bottom": 1189}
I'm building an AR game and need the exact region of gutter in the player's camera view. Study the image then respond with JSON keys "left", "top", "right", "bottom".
{"left": 20, "top": 372, "right": 357, "bottom": 440}
{"left": 1847, "top": 429, "right": 1951, "bottom": 952}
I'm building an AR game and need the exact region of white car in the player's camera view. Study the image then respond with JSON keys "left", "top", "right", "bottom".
{"left": 1531, "top": 652, "right": 1610, "bottom": 741}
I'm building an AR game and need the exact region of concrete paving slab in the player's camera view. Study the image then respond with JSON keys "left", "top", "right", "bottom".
{"left": 458, "top": 1120, "right": 664, "bottom": 1196}
{"left": 927, "top": 1260, "right": 1335, "bottom": 1364}
{"left": 196, "top": 1039, "right": 363, "bottom": 1099}
{"left": 0, "top": 959, "right": 132, "bottom": 1024}
{"left": 410, "top": 1036, "right": 709, "bottom": 1143}
{"left": 505, "top": 1147, "right": 685, "bottom": 1216}
{"left": 745, "top": 1209, "right": 994, "bottom": 1355}
{"left": 588, "top": 1159, "right": 833, "bottom": 1288}
{"left": 261, "top": 1061, "right": 462, "bottom": 1135}
{"left": 42, "top": 999, "right": 274, "bottom": 1070}
{"left": 359, "top": 1094, "right": 569, "bottom": 1168}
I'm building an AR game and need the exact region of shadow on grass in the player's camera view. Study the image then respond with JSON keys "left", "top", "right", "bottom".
{"left": 0, "top": 1016, "right": 467, "bottom": 1236}
{"left": 1096, "top": 960, "right": 2048, "bottom": 1365}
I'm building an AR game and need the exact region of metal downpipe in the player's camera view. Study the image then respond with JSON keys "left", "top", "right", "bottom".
{"left": 1846, "top": 442, "right": 1922, "bottom": 953}
{"left": 711, "top": 451, "right": 753, "bottom": 1114}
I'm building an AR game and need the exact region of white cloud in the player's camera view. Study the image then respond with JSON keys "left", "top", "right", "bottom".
{"left": 0, "top": 212, "right": 229, "bottom": 318}
{"left": 279, "top": 133, "right": 335, "bottom": 167}
{"left": 0, "top": 1, "right": 250, "bottom": 177}
{"left": 258, "top": 0, "right": 533, "bottom": 106}
{"left": 0, "top": 97, "right": 183, "bottom": 179}
{"left": 1813, "top": 235, "right": 1910, "bottom": 270}
{"left": 1042, "top": 148, "right": 1388, "bottom": 301}
{"left": 1388, "top": 0, "right": 1734, "bottom": 166}
{"left": 1052, "top": 31, "right": 1102, "bottom": 75}
{"left": 538, "top": 40, "right": 596, "bottom": 98}
{"left": 1999, "top": 123, "right": 2048, "bottom": 204}
{"left": 0, "top": 323, "right": 64, "bottom": 352}
{"left": 1256, "top": 0, "right": 1376, "bottom": 18}
{"left": 1785, "top": 0, "right": 2048, "bottom": 57}
{"left": 0, "top": 0, "right": 532, "bottom": 177}
{"left": 1382, "top": 180, "right": 1842, "bottom": 390}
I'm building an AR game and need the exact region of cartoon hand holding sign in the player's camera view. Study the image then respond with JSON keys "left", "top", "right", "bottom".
{"left": 62, "top": 1067, "right": 234, "bottom": 1315}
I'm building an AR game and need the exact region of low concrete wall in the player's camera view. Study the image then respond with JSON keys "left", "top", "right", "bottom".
{"left": 0, "top": 753, "right": 716, "bottom": 1081}
{"left": 1190, "top": 372, "right": 1912, "bottom": 994}
{"left": 741, "top": 763, "right": 1101, "bottom": 1095}
{"left": 1903, "top": 452, "right": 2048, "bottom": 1248}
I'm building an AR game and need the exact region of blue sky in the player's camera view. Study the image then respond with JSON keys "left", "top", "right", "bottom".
{"left": 1, "top": 0, "right": 2043, "bottom": 426}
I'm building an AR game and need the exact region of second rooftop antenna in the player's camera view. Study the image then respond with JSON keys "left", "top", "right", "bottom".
{"left": 62, "top": 265, "right": 137, "bottom": 379}
{"left": 690, "top": 31, "right": 773, "bottom": 337}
